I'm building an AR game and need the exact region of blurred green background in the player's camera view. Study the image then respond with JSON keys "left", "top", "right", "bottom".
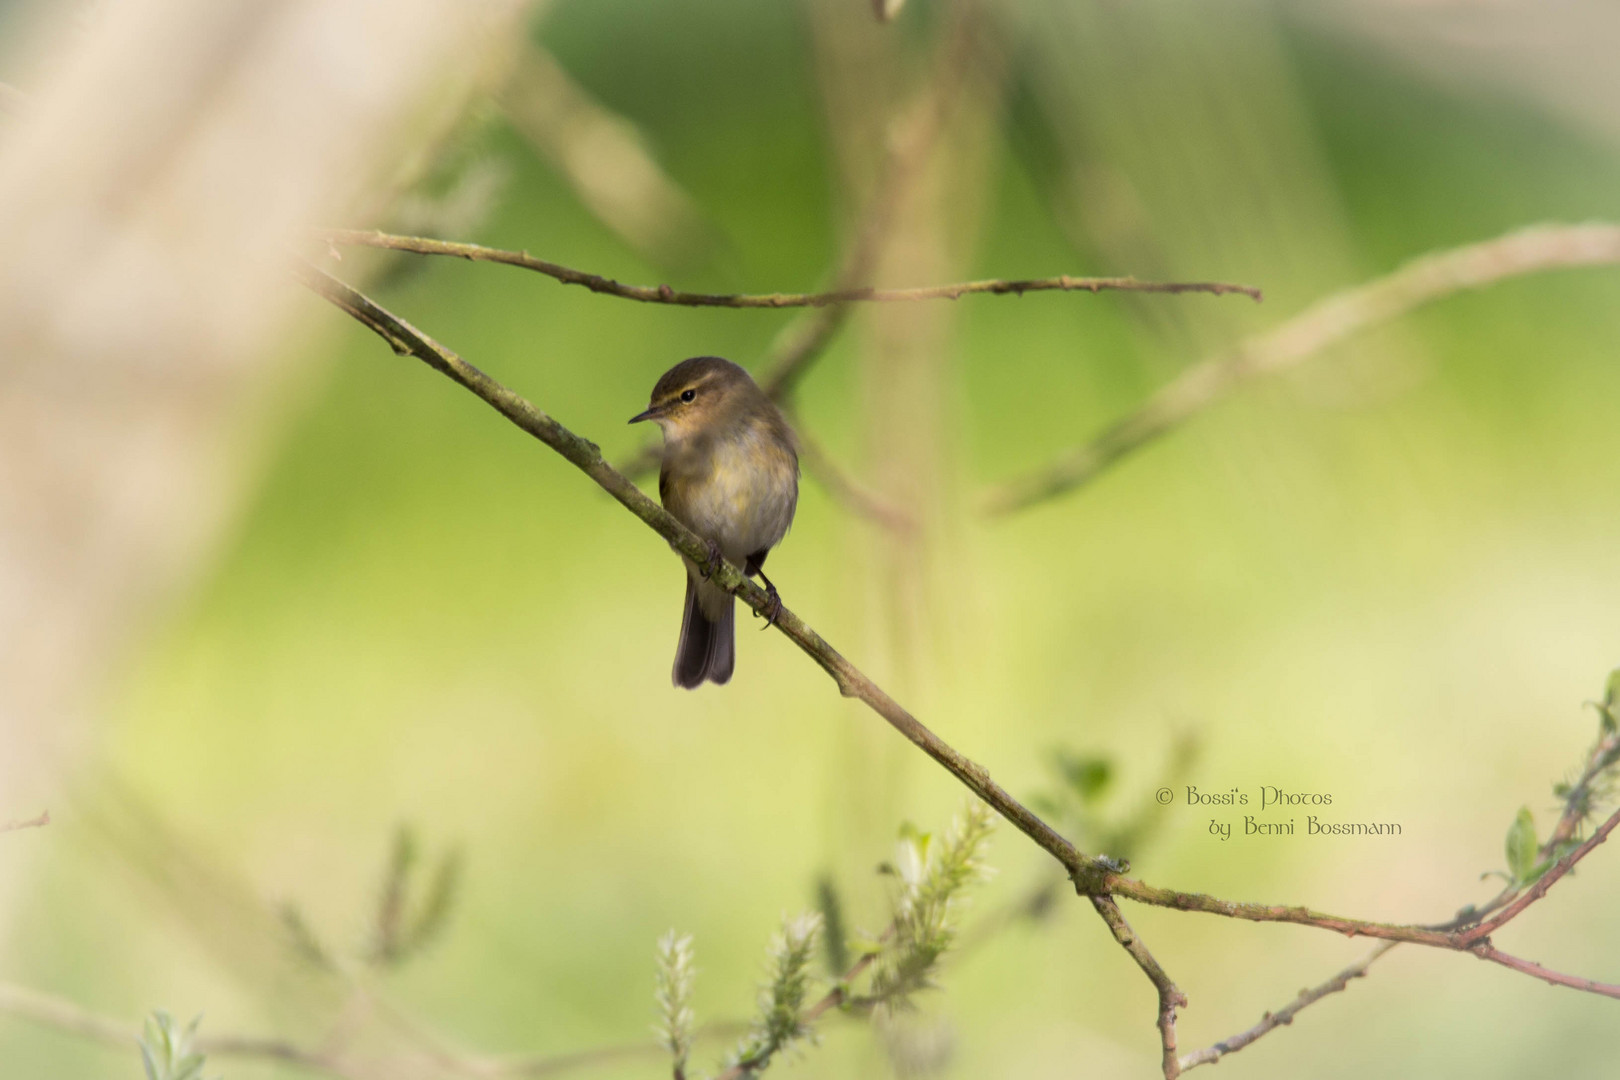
{"left": 4, "top": 0, "right": 1619, "bottom": 1077}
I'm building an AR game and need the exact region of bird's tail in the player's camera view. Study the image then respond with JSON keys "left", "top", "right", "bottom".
{"left": 672, "top": 573, "right": 735, "bottom": 688}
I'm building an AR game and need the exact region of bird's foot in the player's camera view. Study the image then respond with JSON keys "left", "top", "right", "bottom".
{"left": 758, "top": 582, "right": 783, "bottom": 630}
{"left": 698, "top": 539, "right": 724, "bottom": 581}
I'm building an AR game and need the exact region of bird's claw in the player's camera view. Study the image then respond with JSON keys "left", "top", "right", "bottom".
{"left": 758, "top": 583, "right": 782, "bottom": 630}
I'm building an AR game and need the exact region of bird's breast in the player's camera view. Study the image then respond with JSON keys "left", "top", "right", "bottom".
{"left": 664, "top": 423, "right": 798, "bottom": 561}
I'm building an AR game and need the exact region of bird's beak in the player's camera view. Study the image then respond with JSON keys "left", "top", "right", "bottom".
{"left": 628, "top": 405, "right": 660, "bottom": 424}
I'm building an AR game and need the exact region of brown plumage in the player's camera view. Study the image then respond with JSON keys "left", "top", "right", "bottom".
{"left": 630, "top": 357, "right": 798, "bottom": 687}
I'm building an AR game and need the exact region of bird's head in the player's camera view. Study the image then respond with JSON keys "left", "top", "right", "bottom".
{"left": 629, "top": 355, "right": 760, "bottom": 440}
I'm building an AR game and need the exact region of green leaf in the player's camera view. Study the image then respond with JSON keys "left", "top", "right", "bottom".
{"left": 1505, "top": 807, "right": 1538, "bottom": 883}
{"left": 1054, "top": 753, "right": 1113, "bottom": 804}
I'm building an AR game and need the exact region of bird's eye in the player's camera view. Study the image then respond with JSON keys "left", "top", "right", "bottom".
{"left": 680, "top": 389, "right": 696, "bottom": 403}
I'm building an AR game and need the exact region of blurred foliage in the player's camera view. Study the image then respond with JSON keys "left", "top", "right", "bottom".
{"left": 138, "top": 1012, "right": 215, "bottom": 1080}
{"left": 723, "top": 911, "right": 821, "bottom": 1078}
{"left": 869, "top": 804, "right": 994, "bottom": 1010}
{"left": 274, "top": 824, "right": 462, "bottom": 972}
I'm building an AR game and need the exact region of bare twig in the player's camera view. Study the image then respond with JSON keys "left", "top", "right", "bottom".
{"left": 1101, "top": 877, "right": 1454, "bottom": 947}
{"left": 318, "top": 229, "right": 1261, "bottom": 309}
{"left": 1, "top": 810, "right": 49, "bottom": 833}
{"left": 1089, "top": 896, "right": 1186, "bottom": 1079}
{"left": 1471, "top": 946, "right": 1620, "bottom": 1000}
{"left": 1178, "top": 941, "right": 1397, "bottom": 1072}
{"left": 983, "top": 222, "right": 1620, "bottom": 514}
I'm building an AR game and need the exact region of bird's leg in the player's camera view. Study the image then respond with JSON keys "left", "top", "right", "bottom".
{"left": 750, "top": 567, "right": 783, "bottom": 629}
{"left": 697, "top": 538, "right": 724, "bottom": 581}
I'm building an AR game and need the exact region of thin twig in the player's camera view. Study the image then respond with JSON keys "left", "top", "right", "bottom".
{"left": 1101, "top": 876, "right": 1456, "bottom": 947}
{"left": 1089, "top": 896, "right": 1186, "bottom": 1079}
{"left": 983, "top": 222, "right": 1620, "bottom": 514}
{"left": 1, "top": 810, "right": 49, "bottom": 833}
{"left": 1471, "top": 946, "right": 1620, "bottom": 1000}
{"left": 1458, "top": 803, "right": 1620, "bottom": 946}
{"left": 1178, "top": 941, "right": 1397, "bottom": 1072}
{"left": 317, "top": 229, "right": 1261, "bottom": 309}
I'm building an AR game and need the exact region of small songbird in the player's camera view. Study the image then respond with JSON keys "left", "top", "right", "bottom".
{"left": 630, "top": 356, "right": 799, "bottom": 688}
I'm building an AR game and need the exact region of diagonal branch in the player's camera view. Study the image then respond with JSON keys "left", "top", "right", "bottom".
{"left": 293, "top": 260, "right": 1101, "bottom": 884}
{"left": 1099, "top": 875, "right": 1456, "bottom": 947}
{"left": 317, "top": 229, "right": 1261, "bottom": 309}
{"left": 1088, "top": 896, "right": 1187, "bottom": 1079}
{"left": 1471, "top": 945, "right": 1620, "bottom": 1000}
{"left": 1178, "top": 941, "right": 1397, "bottom": 1072}
{"left": 982, "top": 222, "right": 1620, "bottom": 515}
